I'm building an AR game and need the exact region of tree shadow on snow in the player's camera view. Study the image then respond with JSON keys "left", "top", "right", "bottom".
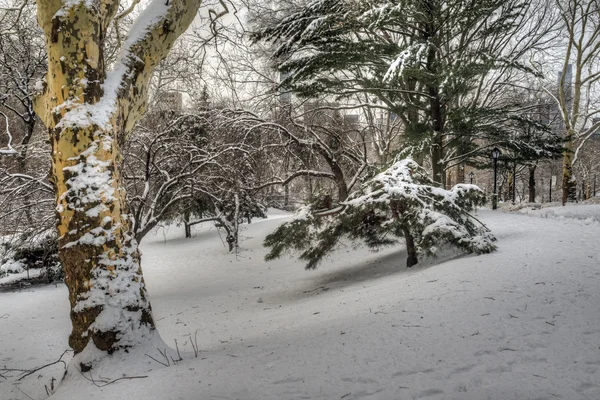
{"left": 274, "top": 247, "right": 466, "bottom": 303}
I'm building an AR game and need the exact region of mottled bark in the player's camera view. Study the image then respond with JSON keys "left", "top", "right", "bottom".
{"left": 34, "top": 0, "right": 202, "bottom": 356}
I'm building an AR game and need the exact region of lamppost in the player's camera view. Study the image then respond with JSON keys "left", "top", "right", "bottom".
{"left": 491, "top": 147, "right": 501, "bottom": 210}
{"left": 469, "top": 171, "right": 475, "bottom": 184}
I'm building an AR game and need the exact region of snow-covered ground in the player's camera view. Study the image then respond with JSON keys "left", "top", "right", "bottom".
{"left": 0, "top": 268, "right": 44, "bottom": 286}
{"left": 1, "top": 206, "right": 599, "bottom": 400}
{"left": 517, "top": 203, "right": 600, "bottom": 226}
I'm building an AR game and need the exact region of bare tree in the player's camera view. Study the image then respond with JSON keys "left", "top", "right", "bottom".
{"left": 546, "top": 0, "right": 600, "bottom": 204}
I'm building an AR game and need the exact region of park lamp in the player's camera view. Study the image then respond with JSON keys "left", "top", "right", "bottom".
{"left": 491, "top": 147, "right": 501, "bottom": 160}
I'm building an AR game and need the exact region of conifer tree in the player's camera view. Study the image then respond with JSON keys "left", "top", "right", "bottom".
{"left": 265, "top": 159, "right": 495, "bottom": 269}
{"left": 253, "top": 0, "right": 557, "bottom": 186}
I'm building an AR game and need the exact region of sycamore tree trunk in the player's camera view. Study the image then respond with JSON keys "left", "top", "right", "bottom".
{"left": 33, "top": 0, "right": 202, "bottom": 358}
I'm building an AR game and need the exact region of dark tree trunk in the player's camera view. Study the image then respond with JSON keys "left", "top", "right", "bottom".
{"left": 390, "top": 200, "right": 419, "bottom": 268}
{"left": 402, "top": 226, "right": 418, "bottom": 268}
{"left": 528, "top": 165, "right": 536, "bottom": 203}
{"left": 562, "top": 130, "right": 577, "bottom": 205}
{"left": 184, "top": 210, "right": 191, "bottom": 238}
{"left": 424, "top": 11, "right": 445, "bottom": 188}
{"left": 331, "top": 163, "right": 349, "bottom": 202}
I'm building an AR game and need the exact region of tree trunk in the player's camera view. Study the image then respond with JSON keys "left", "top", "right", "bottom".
{"left": 284, "top": 183, "right": 289, "bottom": 206}
{"left": 507, "top": 170, "right": 514, "bottom": 204}
{"left": 33, "top": 0, "right": 202, "bottom": 359}
{"left": 562, "top": 131, "right": 577, "bottom": 205}
{"left": 424, "top": 16, "right": 445, "bottom": 188}
{"left": 331, "top": 163, "right": 349, "bottom": 202}
{"left": 401, "top": 226, "right": 418, "bottom": 268}
{"left": 528, "top": 165, "right": 536, "bottom": 203}
{"left": 184, "top": 209, "right": 191, "bottom": 238}
{"left": 585, "top": 181, "right": 591, "bottom": 200}
{"left": 18, "top": 122, "right": 36, "bottom": 226}
{"left": 456, "top": 164, "right": 465, "bottom": 185}
{"left": 390, "top": 200, "right": 418, "bottom": 268}
{"left": 430, "top": 112, "right": 445, "bottom": 187}
{"left": 52, "top": 124, "right": 155, "bottom": 354}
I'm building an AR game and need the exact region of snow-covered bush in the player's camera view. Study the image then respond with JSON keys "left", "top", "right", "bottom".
{"left": 0, "top": 233, "right": 62, "bottom": 282}
{"left": 0, "top": 259, "right": 26, "bottom": 275}
{"left": 265, "top": 159, "right": 496, "bottom": 268}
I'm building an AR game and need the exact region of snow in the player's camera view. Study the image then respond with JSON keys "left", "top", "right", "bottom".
{"left": 383, "top": 43, "right": 428, "bottom": 82}
{"left": 0, "top": 268, "right": 43, "bottom": 286}
{"left": 0, "top": 259, "right": 25, "bottom": 274}
{"left": 1, "top": 207, "right": 600, "bottom": 399}
{"left": 516, "top": 203, "right": 600, "bottom": 226}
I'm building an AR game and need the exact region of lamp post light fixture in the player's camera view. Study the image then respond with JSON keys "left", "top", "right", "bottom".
{"left": 491, "top": 147, "right": 501, "bottom": 210}
{"left": 469, "top": 171, "right": 475, "bottom": 184}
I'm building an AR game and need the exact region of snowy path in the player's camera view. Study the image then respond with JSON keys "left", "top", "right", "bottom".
{"left": 1, "top": 209, "right": 599, "bottom": 400}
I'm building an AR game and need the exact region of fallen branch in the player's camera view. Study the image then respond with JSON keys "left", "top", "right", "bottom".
{"left": 76, "top": 367, "right": 148, "bottom": 388}
{"left": 17, "top": 350, "right": 71, "bottom": 381}
{"left": 0, "top": 350, "right": 71, "bottom": 381}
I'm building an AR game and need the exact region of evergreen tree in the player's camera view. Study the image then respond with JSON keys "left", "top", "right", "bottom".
{"left": 265, "top": 159, "right": 495, "bottom": 269}
{"left": 253, "top": 0, "right": 554, "bottom": 186}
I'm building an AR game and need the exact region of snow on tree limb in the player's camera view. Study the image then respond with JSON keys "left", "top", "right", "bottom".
{"left": 265, "top": 159, "right": 496, "bottom": 269}
{"left": 29, "top": 0, "right": 204, "bottom": 355}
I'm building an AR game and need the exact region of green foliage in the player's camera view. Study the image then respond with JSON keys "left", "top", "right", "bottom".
{"left": 254, "top": 0, "right": 556, "bottom": 170}
{"left": 264, "top": 209, "right": 317, "bottom": 263}
{"left": 264, "top": 159, "right": 496, "bottom": 269}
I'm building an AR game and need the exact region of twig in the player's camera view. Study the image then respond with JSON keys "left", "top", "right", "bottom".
{"left": 174, "top": 339, "right": 183, "bottom": 363}
{"left": 0, "top": 368, "right": 28, "bottom": 373}
{"left": 462, "top": 210, "right": 492, "bottom": 232}
{"left": 188, "top": 331, "right": 199, "bottom": 358}
{"left": 17, "top": 349, "right": 71, "bottom": 381}
{"left": 145, "top": 353, "right": 169, "bottom": 367}
{"left": 45, "top": 377, "right": 56, "bottom": 396}
{"left": 13, "top": 385, "right": 34, "bottom": 400}
{"left": 157, "top": 348, "right": 171, "bottom": 366}
{"left": 76, "top": 367, "right": 148, "bottom": 388}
